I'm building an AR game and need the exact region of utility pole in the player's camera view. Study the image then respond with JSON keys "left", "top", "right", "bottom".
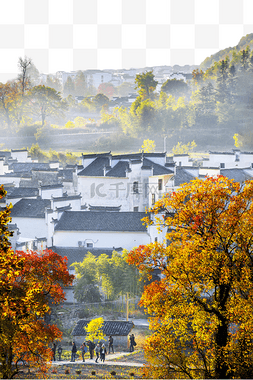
{"left": 126, "top": 292, "right": 129, "bottom": 321}
{"left": 164, "top": 136, "right": 167, "bottom": 152}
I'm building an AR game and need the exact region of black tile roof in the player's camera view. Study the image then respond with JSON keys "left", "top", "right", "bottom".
{"left": 220, "top": 168, "right": 253, "bottom": 182}
{"left": 6, "top": 187, "right": 39, "bottom": 199}
{"left": 10, "top": 198, "right": 51, "bottom": 218}
{"left": 0, "top": 151, "right": 11, "bottom": 159}
{"left": 40, "top": 184, "right": 63, "bottom": 190}
{"left": 52, "top": 246, "right": 114, "bottom": 267}
{"left": 174, "top": 166, "right": 198, "bottom": 186}
{"left": 55, "top": 211, "right": 147, "bottom": 232}
{"left": 78, "top": 157, "right": 110, "bottom": 176}
{"left": 112, "top": 152, "right": 166, "bottom": 159}
{"left": 9, "top": 162, "right": 50, "bottom": 173}
{"left": 82, "top": 152, "right": 111, "bottom": 159}
{"left": 88, "top": 205, "right": 121, "bottom": 212}
{"left": 72, "top": 320, "right": 134, "bottom": 337}
{"left": 106, "top": 161, "right": 129, "bottom": 177}
{"left": 58, "top": 168, "right": 74, "bottom": 181}
{"left": 143, "top": 158, "right": 173, "bottom": 175}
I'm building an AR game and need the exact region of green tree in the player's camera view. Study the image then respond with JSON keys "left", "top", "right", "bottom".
{"left": 116, "top": 82, "right": 135, "bottom": 97}
{"left": 135, "top": 70, "right": 158, "bottom": 100}
{"left": 63, "top": 76, "right": 75, "bottom": 97}
{"left": 74, "top": 71, "right": 87, "bottom": 97}
{"left": 72, "top": 252, "right": 101, "bottom": 303}
{"left": 29, "top": 85, "right": 68, "bottom": 127}
{"left": 161, "top": 78, "right": 189, "bottom": 99}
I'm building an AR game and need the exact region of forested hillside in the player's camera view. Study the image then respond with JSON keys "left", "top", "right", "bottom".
{"left": 97, "top": 43, "right": 253, "bottom": 152}
{"left": 200, "top": 33, "right": 253, "bottom": 70}
{"left": 1, "top": 41, "right": 253, "bottom": 153}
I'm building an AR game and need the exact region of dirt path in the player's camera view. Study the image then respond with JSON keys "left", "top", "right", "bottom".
{"left": 51, "top": 352, "right": 144, "bottom": 367}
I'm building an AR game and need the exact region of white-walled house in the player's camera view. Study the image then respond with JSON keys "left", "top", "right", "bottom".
{"left": 202, "top": 150, "right": 253, "bottom": 169}
{"left": 77, "top": 152, "right": 173, "bottom": 212}
{"left": 10, "top": 198, "right": 51, "bottom": 241}
{"left": 11, "top": 149, "right": 33, "bottom": 163}
{"left": 53, "top": 210, "right": 151, "bottom": 250}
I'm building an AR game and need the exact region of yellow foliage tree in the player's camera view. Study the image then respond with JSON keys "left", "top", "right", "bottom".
{"left": 172, "top": 140, "right": 196, "bottom": 155}
{"left": 127, "top": 176, "right": 253, "bottom": 379}
{"left": 141, "top": 139, "right": 156, "bottom": 153}
{"left": 85, "top": 318, "right": 106, "bottom": 343}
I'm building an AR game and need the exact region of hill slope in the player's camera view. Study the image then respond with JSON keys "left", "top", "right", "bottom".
{"left": 200, "top": 33, "right": 253, "bottom": 70}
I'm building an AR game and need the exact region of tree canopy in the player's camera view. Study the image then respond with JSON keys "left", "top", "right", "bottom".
{"left": 29, "top": 85, "right": 67, "bottom": 127}
{"left": 134, "top": 70, "right": 158, "bottom": 100}
{"left": 0, "top": 185, "right": 73, "bottom": 378}
{"left": 72, "top": 251, "right": 142, "bottom": 301}
{"left": 128, "top": 176, "right": 253, "bottom": 379}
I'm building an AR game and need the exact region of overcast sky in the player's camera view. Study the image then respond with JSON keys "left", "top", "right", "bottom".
{"left": 0, "top": 0, "right": 252, "bottom": 82}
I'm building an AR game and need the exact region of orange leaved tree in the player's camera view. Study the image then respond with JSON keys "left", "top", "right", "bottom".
{"left": 127, "top": 176, "right": 253, "bottom": 379}
{"left": 0, "top": 185, "right": 73, "bottom": 379}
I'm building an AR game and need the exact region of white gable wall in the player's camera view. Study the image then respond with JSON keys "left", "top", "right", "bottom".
{"left": 11, "top": 217, "right": 47, "bottom": 240}
{"left": 53, "top": 230, "right": 150, "bottom": 251}
{"left": 78, "top": 176, "right": 130, "bottom": 210}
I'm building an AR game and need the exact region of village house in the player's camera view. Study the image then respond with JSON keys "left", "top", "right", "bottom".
{"left": 72, "top": 320, "right": 134, "bottom": 346}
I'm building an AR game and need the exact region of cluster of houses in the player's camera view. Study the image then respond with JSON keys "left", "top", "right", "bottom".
{"left": 2, "top": 148, "right": 253, "bottom": 302}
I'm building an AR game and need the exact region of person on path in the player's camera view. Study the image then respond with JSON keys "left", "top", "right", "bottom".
{"left": 87, "top": 340, "right": 95, "bottom": 359}
{"left": 108, "top": 335, "right": 114, "bottom": 354}
{"left": 129, "top": 334, "right": 136, "bottom": 352}
{"left": 100, "top": 343, "right": 107, "bottom": 363}
{"left": 57, "top": 345, "right": 62, "bottom": 361}
{"left": 80, "top": 342, "right": 87, "bottom": 362}
{"left": 95, "top": 343, "right": 100, "bottom": 363}
{"left": 71, "top": 341, "right": 77, "bottom": 362}
{"left": 52, "top": 343, "right": 56, "bottom": 361}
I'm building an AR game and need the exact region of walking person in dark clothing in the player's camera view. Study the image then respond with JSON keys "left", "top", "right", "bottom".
{"left": 129, "top": 334, "right": 136, "bottom": 352}
{"left": 87, "top": 340, "right": 95, "bottom": 359}
{"left": 95, "top": 343, "right": 100, "bottom": 363}
{"left": 80, "top": 342, "right": 87, "bottom": 362}
{"left": 58, "top": 345, "right": 62, "bottom": 361}
{"left": 71, "top": 341, "right": 77, "bottom": 362}
{"left": 100, "top": 343, "right": 107, "bottom": 362}
{"left": 108, "top": 335, "right": 114, "bottom": 353}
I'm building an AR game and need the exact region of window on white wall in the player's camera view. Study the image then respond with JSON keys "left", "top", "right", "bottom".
{"left": 133, "top": 181, "right": 139, "bottom": 194}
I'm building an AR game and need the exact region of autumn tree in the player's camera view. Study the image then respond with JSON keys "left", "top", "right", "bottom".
{"left": 0, "top": 185, "right": 73, "bottom": 378}
{"left": 127, "top": 176, "right": 253, "bottom": 379}
{"left": 97, "top": 82, "right": 115, "bottom": 99}
{"left": 29, "top": 85, "right": 68, "bottom": 127}
{"left": 85, "top": 317, "right": 106, "bottom": 342}
{"left": 0, "top": 81, "right": 21, "bottom": 133}
{"left": 141, "top": 139, "right": 156, "bottom": 153}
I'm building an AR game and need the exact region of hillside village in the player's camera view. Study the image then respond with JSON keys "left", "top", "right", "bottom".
{"left": 2, "top": 148, "right": 253, "bottom": 301}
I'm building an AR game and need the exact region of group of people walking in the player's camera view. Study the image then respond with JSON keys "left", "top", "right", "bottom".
{"left": 69, "top": 335, "right": 114, "bottom": 363}
{"left": 52, "top": 333, "right": 136, "bottom": 362}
